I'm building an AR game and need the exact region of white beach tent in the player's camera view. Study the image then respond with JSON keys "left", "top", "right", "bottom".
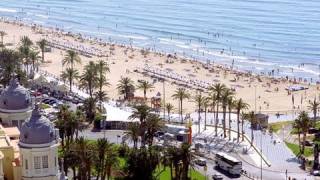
{"left": 33, "top": 74, "right": 49, "bottom": 86}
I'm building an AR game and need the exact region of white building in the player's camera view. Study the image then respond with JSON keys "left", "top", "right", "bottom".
{"left": 0, "top": 78, "right": 33, "bottom": 128}
{"left": 19, "top": 106, "right": 60, "bottom": 180}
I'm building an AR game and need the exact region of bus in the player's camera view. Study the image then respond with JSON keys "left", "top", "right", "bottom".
{"left": 215, "top": 152, "right": 242, "bottom": 176}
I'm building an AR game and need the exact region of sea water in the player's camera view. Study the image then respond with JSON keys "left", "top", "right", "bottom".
{"left": 0, "top": 0, "right": 319, "bottom": 81}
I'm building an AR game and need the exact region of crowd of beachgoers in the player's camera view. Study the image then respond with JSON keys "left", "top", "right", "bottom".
{"left": 1, "top": 17, "right": 319, "bottom": 116}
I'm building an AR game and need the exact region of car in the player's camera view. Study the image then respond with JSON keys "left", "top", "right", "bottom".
{"left": 195, "top": 158, "right": 206, "bottom": 166}
{"left": 212, "top": 173, "right": 223, "bottom": 180}
{"left": 312, "top": 170, "right": 320, "bottom": 176}
{"left": 155, "top": 131, "right": 165, "bottom": 137}
{"left": 303, "top": 140, "right": 314, "bottom": 146}
{"left": 42, "top": 98, "right": 51, "bottom": 104}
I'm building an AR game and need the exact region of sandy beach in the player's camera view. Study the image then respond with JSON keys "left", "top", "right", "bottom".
{"left": 1, "top": 19, "right": 319, "bottom": 116}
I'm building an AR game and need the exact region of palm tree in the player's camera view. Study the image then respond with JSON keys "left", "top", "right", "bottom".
{"left": 172, "top": 88, "right": 190, "bottom": 123}
{"left": 95, "top": 90, "right": 108, "bottom": 112}
{"left": 246, "top": 111, "right": 256, "bottom": 147}
{"left": 103, "top": 147, "right": 119, "bottom": 180}
{"left": 209, "top": 83, "right": 227, "bottom": 136}
{"left": 209, "top": 92, "right": 217, "bottom": 125}
{"left": 73, "top": 137, "right": 94, "bottom": 179}
{"left": 80, "top": 61, "right": 98, "bottom": 98}
{"left": 235, "top": 98, "right": 249, "bottom": 142}
{"left": 295, "top": 111, "right": 312, "bottom": 155}
{"left": 63, "top": 50, "right": 81, "bottom": 69}
{"left": 313, "top": 135, "right": 320, "bottom": 170}
{"left": 0, "top": 31, "right": 6, "bottom": 46}
{"left": 227, "top": 96, "right": 235, "bottom": 140}
{"left": 96, "top": 59, "right": 110, "bottom": 92}
{"left": 74, "top": 108, "right": 85, "bottom": 140}
{"left": 221, "top": 88, "right": 234, "bottom": 138}
{"left": 37, "top": 39, "right": 46, "bottom": 62}
{"left": 83, "top": 97, "right": 97, "bottom": 123}
{"left": 0, "top": 49, "right": 22, "bottom": 87}
{"left": 145, "top": 114, "right": 164, "bottom": 146}
{"left": 165, "top": 103, "right": 174, "bottom": 122}
{"left": 129, "top": 104, "right": 151, "bottom": 146}
{"left": 137, "top": 80, "right": 154, "bottom": 100}
{"left": 308, "top": 99, "right": 320, "bottom": 126}
{"left": 95, "top": 138, "right": 108, "bottom": 180}
{"left": 61, "top": 68, "right": 79, "bottom": 92}
{"left": 180, "top": 143, "right": 193, "bottom": 180}
{"left": 18, "top": 43, "right": 31, "bottom": 74}
{"left": 96, "top": 59, "right": 109, "bottom": 111}
{"left": 165, "top": 146, "right": 178, "bottom": 180}
{"left": 194, "top": 92, "right": 205, "bottom": 134}
{"left": 203, "top": 97, "right": 210, "bottom": 130}
{"left": 293, "top": 119, "right": 302, "bottom": 153}
{"left": 129, "top": 104, "right": 151, "bottom": 123}
{"left": 124, "top": 122, "right": 140, "bottom": 148}
{"left": 20, "top": 36, "right": 33, "bottom": 48}
{"left": 94, "top": 138, "right": 115, "bottom": 180}
{"left": 117, "top": 76, "right": 135, "bottom": 101}
{"left": 29, "top": 50, "right": 40, "bottom": 72}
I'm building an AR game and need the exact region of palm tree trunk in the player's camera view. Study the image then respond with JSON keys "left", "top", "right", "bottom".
{"left": 228, "top": 108, "right": 231, "bottom": 141}
{"left": 168, "top": 110, "right": 171, "bottom": 122}
{"left": 69, "top": 79, "right": 72, "bottom": 92}
{"left": 215, "top": 103, "right": 219, "bottom": 136}
{"left": 223, "top": 106, "right": 227, "bottom": 138}
{"left": 72, "top": 167, "right": 76, "bottom": 180}
{"left": 198, "top": 105, "right": 201, "bottom": 134}
{"left": 314, "top": 111, "right": 317, "bottom": 126}
{"left": 241, "top": 116, "right": 245, "bottom": 141}
{"left": 204, "top": 107, "right": 207, "bottom": 130}
{"left": 298, "top": 130, "right": 301, "bottom": 153}
{"left": 237, "top": 111, "right": 240, "bottom": 142}
{"left": 302, "top": 132, "right": 306, "bottom": 154}
{"left": 42, "top": 49, "right": 44, "bottom": 62}
{"left": 180, "top": 99, "right": 183, "bottom": 124}
{"left": 251, "top": 124, "right": 254, "bottom": 147}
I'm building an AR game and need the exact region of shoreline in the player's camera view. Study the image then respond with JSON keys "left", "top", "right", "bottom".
{"left": 2, "top": 16, "right": 319, "bottom": 84}
{"left": 1, "top": 17, "right": 319, "bottom": 116}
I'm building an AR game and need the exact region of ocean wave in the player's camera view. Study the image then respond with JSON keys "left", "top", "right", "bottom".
{"left": 35, "top": 14, "right": 49, "bottom": 19}
{"left": 0, "top": 8, "right": 17, "bottom": 13}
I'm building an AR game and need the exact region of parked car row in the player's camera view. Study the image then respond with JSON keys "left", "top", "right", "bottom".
{"left": 42, "top": 98, "right": 63, "bottom": 107}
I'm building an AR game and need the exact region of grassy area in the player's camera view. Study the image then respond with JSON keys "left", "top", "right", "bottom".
{"left": 268, "top": 121, "right": 292, "bottom": 133}
{"left": 285, "top": 141, "right": 313, "bottom": 157}
{"left": 156, "top": 166, "right": 205, "bottom": 180}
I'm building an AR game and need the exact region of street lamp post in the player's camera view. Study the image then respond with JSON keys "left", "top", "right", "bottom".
{"left": 255, "top": 85, "right": 257, "bottom": 112}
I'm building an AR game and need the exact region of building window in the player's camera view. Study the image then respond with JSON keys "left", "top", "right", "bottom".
{"left": 42, "top": 156, "right": 48, "bottom": 168}
{"left": 34, "top": 156, "right": 41, "bottom": 169}
{"left": 54, "top": 157, "right": 57, "bottom": 167}
{"left": 25, "top": 159, "right": 28, "bottom": 170}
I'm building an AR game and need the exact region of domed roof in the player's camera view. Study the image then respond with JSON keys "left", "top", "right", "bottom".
{"left": 0, "top": 78, "right": 32, "bottom": 111}
{"left": 20, "top": 106, "right": 56, "bottom": 145}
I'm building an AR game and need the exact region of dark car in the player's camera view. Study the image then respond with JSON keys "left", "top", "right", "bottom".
{"left": 212, "top": 173, "right": 223, "bottom": 180}
{"left": 303, "top": 140, "right": 313, "bottom": 146}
